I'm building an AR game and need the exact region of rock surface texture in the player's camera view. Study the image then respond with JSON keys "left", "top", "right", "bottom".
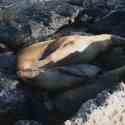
{"left": 65, "top": 83, "right": 125, "bottom": 125}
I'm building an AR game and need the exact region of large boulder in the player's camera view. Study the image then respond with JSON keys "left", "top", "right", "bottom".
{"left": 87, "top": 9, "right": 125, "bottom": 37}
{"left": 15, "top": 120, "right": 42, "bottom": 125}
{"left": 0, "top": 0, "right": 81, "bottom": 50}
{"left": 65, "top": 82, "right": 125, "bottom": 125}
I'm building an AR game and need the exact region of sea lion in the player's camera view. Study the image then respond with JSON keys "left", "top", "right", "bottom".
{"left": 20, "top": 64, "right": 101, "bottom": 90}
{"left": 17, "top": 34, "right": 125, "bottom": 81}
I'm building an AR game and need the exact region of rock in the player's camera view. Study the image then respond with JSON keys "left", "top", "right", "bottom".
{"left": 67, "top": 0, "right": 84, "bottom": 6}
{"left": 0, "top": 72, "right": 49, "bottom": 125}
{"left": 0, "top": 0, "right": 16, "bottom": 8}
{"left": 81, "top": 0, "right": 125, "bottom": 10}
{"left": 0, "top": 86, "right": 29, "bottom": 125}
{"left": 64, "top": 82, "right": 125, "bottom": 125}
{"left": 0, "top": 43, "right": 10, "bottom": 53}
{"left": 82, "top": 0, "right": 106, "bottom": 8}
{"left": 0, "top": 52, "right": 16, "bottom": 69}
{"left": 0, "top": 23, "right": 31, "bottom": 50}
{"left": 54, "top": 24, "right": 89, "bottom": 37}
{"left": 0, "top": 52, "right": 18, "bottom": 90}
{"left": 81, "top": 0, "right": 109, "bottom": 22}
{"left": 107, "top": 0, "right": 125, "bottom": 9}
{"left": 87, "top": 9, "right": 125, "bottom": 37}
{"left": 0, "top": 0, "right": 81, "bottom": 50}
{"left": 0, "top": 72, "right": 18, "bottom": 90}
{"left": 77, "top": 7, "right": 109, "bottom": 24}
{"left": 15, "top": 120, "right": 42, "bottom": 125}
{"left": 22, "top": 0, "right": 80, "bottom": 40}
{"left": 0, "top": 56, "right": 48, "bottom": 125}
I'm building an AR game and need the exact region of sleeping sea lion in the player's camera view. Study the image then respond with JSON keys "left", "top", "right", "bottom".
{"left": 17, "top": 34, "right": 125, "bottom": 81}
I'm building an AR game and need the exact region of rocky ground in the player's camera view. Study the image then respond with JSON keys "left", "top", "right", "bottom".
{"left": 65, "top": 82, "right": 125, "bottom": 125}
{"left": 0, "top": 0, "right": 125, "bottom": 125}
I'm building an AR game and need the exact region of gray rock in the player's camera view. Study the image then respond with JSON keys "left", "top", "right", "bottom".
{"left": 65, "top": 82, "right": 125, "bottom": 125}
{"left": 87, "top": 9, "right": 125, "bottom": 37}
{"left": 15, "top": 120, "right": 42, "bottom": 125}
{"left": 0, "top": 22, "right": 31, "bottom": 50}
{"left": 0, "top": 43, "right": 10, "bottom": 53}
{"left": 0, "top": 52, "right": 16, "bottom": 69}
{"left": 54, "top": 24, "right": 89, "bottom": 37}
{"left": 0, "top": 85, "right": 30, "bottom": 125}
{"left": 0, "top": 70, "right": 49, "bottom": 125}
{"left": 0, "top": 52, "right": 18, "bottom": 90}
{"left": 67, "top": 0, "right": 84, "bottom": 6}
{"left": 0, "top": 0, "right": 16, "bottom": 8}
{"left": 106, "top": 0, "right": 125, "bottom": 9}
{"left": 22, "top": 0, "right": 80, "bottom": 40}
{"left": 0, "top": 0, "right": 81, "bottom": 49}
{"left": 74, "top": 0, "right": 109, "bottom": 26}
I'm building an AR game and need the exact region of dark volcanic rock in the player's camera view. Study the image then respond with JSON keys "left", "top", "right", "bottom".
{"left": 0, "top": 1, "right": 125, "bottom": 125}
{"left": 0, "top": 52, "right": 18, "bottom": 90}
{"left": 0, "top": 0, "right": 16, "bottom": 8}
{"left": 0, "top": 23, "right": 31, "bottom": 50}
{"left": 0, "top": 43, "right": 10, "bottom": 53}
{"left": 0, "top": 73, "right": 49, "bottom": 125}
{"left": 0, "top": 0, "right": 81, "bottom": 50}
{"left": 0, "top": 52, "right": 16, "bottom": 69}
{"left": 0, "top": 71, "right": 18, "bottom": 90}
{"left": 0, "top": 64, "right": 50, "bottom": 125}
{"left": 15, "top": 120, "right": 42, "bottom": 125}
{"left": 54, "top": 24, "right": 89, "bottom": 37}
{"left": 70, "top": 0, "right": 110, "bottom": 29}
{"left": 87, "top": 9, "right": 125, "bottom": 37}
{"left": 77, "top": 7, "right": 109, "bottom": 24}
{"left": 0, "top": 86, "right": 30, "bottom": 125}
{"left": 64, "top": 83, "right": 125, "bottom": 125}
{"left": 0, "top": 52, "right": 48, "bottom": 125}
{"left": 21, "top": 0, "right": 80, "bottom": 40}
{"left": 67, "top": 0, "right": 83, "bottom": 6}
